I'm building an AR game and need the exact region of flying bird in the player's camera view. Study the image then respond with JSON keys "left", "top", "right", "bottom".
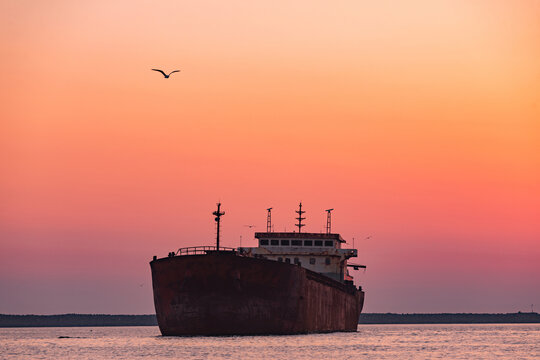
{"left": 152, "top": 69, "right": 181, "bottom": 78}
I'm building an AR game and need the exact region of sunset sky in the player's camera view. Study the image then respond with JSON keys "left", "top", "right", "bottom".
{"left": 1, "top": 0, "right": 539, "bottom": 314}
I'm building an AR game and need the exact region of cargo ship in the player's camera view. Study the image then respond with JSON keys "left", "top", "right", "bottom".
{"left": 150, "top": 203, "right": 366, "bottom": 336}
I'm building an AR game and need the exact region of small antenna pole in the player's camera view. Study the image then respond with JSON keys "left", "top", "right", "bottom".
{"left": 325, "top": 208, "right": 334, "bottom": 234}
{"left": 266, "top": 208, "right": 273, "bottom": 232}
{"left": 213, "top": 203, "right": 225, "bottom": 250}
{"left": 295, "top": 202, "right": 305, "bottom": 233}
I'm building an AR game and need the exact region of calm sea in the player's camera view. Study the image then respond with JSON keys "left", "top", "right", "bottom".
{"left": 1, "top": 324, "right": 539, "bottom": 359}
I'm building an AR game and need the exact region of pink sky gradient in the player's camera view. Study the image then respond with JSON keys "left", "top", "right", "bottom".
{"left": 1, "top": 0, "right": 539, "bottom": 314}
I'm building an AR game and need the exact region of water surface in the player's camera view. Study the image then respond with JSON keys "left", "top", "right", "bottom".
{"left": 1, "top": 324, "right": 538, "bottom": 359}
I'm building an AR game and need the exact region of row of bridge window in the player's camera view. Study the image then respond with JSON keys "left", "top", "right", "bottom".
{"left": 260, "top": 239, "right": 334, "bottom": 247}
{"left": 277, "top": 257, "right": 332, "bottom": 265}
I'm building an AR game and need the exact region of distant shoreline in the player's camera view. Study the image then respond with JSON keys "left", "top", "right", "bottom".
{"left": 1, "top": 313, "right": 539, "bottom": 327}
{"left": 358, "top": 312, "right": 540, "bottom": 324}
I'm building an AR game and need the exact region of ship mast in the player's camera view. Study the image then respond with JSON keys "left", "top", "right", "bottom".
{"left": 213, "top": 203, "right": 225, "bottom": 250}
{"left": 295, "top": 202, "right": 305, "bottom": 233}
{"left": 325, "top": 208, "right": 334, "bottom": 234}
{"left": 266, "top": 207, "right": 273, "bottom": 232}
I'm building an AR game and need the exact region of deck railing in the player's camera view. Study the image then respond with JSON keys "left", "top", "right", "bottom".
{"left": 175, "top": 246, "right": 236, "bottom": 256}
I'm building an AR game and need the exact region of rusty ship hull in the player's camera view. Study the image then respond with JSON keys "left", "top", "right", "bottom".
{"left": 150, "top": 251, "right": 364, "bottom": 336}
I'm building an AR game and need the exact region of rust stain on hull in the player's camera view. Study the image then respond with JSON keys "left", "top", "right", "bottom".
{"left": 150, "top": 252, "right": 364, "bottom": 336}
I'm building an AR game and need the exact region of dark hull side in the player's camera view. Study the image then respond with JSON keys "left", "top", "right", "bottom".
{"left": 150, "top": 252, "right": 364, "bottom": 336}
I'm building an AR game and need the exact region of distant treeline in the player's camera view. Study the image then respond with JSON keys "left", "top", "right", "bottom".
{"left": 358, "top": 312, "right": 540, "bottom": 324}
{"left": 1, "top": 313, "right": 539, "bottom": 327}
{"left": 0, "top": 314, "right": 158, "bottom": 327}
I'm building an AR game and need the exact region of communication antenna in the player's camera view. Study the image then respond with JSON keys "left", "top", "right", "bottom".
{"left": 213, "top": 203, "right": 225, "bottom": 250}
{"left": 325, "top": 208, "right": 334, "bottom": 234}
{"left": 266, "top": 208, "right": 273, "bottom": 232}
{"left": 295, "top": 202, "right": 305, "bottom": 233}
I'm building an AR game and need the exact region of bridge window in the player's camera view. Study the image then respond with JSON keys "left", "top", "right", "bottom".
{"left": 281, "top": 240, "right": 290, "bottom": 246}
{"left": 304, "top": 240, "right": 313, "bottom": 246}
{"left": 291, "top": 240, "right": 302, "bottom": 246}
{"left": 314, "top": 240, "right": 323, "bottom": 246}
{"left": 285, "top": 258, "right": 291, "bottom": 264}
{"left": 325, "top": 257, "right": 331, "bottom": 265}
{"left": 309, "top": 258, "right": 316, "bottom": 265}
{"left": 278, "top": 257, "right": 283, "bottom": 262}
{"left": 260, "top": 239, "right": 269, "bottom": 246}
{"left": 294, "top": 257, "right": 300, "bottom": 265}
{"left": 271, "top": 240, "right": 279, "bottom": 246}
{"left": 324, "top": 240, "right": 333, "bottom": 247}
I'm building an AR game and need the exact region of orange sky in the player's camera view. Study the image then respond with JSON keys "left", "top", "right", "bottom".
{"left": 1, "top": 0, "right": 539, "bottom": 314}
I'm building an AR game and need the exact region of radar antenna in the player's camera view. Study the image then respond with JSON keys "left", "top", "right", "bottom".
{"left": 213, "top": 203, "right": 225, "bottom": 250}
{"left": 325, "top": 208, "right": 334, "bottom": 234}
{"left": 266, "top": 208, "right": 273, "bottom": 232}
{"left": 295, "top": 202, "right": 305, "bottom": 233}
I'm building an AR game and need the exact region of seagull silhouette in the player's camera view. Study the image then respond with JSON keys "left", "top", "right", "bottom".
{"left": 152, "top": 69, "right": 181, "bottom": 78}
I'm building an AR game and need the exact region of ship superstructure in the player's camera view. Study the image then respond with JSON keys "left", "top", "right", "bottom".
{"left": 239, "top": 203, "right": 364, "bottom": 283}
{"left": 240, "top": 233, "right": 358, "bottom": 283}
